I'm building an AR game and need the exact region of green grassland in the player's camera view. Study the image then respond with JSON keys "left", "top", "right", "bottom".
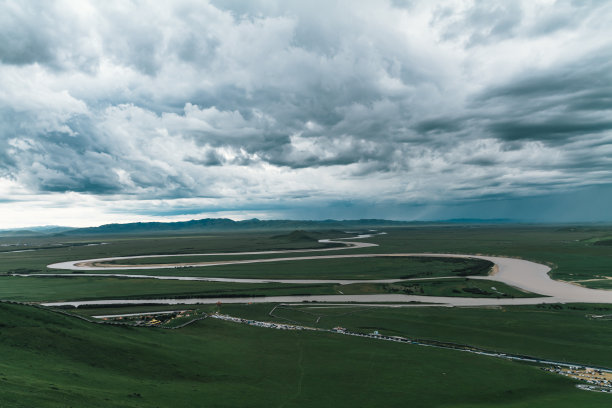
{"left": 1, "top": 225, "right": 612, "bottom": 407}
{"left": 338, "top": 278, "right": 538, "bottom": 298}
{"left": 218, "top": 302, "right": 612, "bottom": 369}
{"left": 90, "top": 256, "right": 493, "bottom": 280}
{"left": 3, "top": 225, "right": 612, "bottom": 287}
{"left": 0, "top": 231, "right": 348, "bottom": 274}
{"left": 0, "top": 276, "right": 531, "bottom": 303}
{"left": 69, "top": 304, "right": 215, "bottom": 317}
{"left": 348, "top": 226, "right": 612, "bottom": 287}
{"left": 71, "top": 300, "right": 612, "bottom": 370}
{"left": 2, "top": 225, "right": 612, "bottom": 286}
{"left": 0, "top": 276, "right": 335, "bottom": 302}
{"left": 0, "top": 302, "right": 609, "bottom": 408}
{"left": 578, "top": 279, "right": 612, "bottom": 289}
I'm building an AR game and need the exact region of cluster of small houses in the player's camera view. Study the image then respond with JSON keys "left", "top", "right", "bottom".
{"left": 102, "top": 311, "right": 193, "bottom": 326}
{"left": 587, "top": 313, "right": 612, "bottom": 321}
{"left": 210, "top": 313, "right": 410, "bottom": 343}
{"left": 543, "top": 366, "right": 612, "bottom": 393}
{"left": 209, "top": 313, "right": 314, "bottom": 331}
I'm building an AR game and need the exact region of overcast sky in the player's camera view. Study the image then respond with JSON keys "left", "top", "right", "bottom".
{"left": 1, "top": 0, "right": 612, "bottom": 228}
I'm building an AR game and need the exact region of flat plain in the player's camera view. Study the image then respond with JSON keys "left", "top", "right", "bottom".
{"left": 1, "top": 225, "right": 612, "bottom": 406}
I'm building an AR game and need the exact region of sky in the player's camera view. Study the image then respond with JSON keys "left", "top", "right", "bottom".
{"left": 1, "top": 0, "right": 612, "bottom": 228}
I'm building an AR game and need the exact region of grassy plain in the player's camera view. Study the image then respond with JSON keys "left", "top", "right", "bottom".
{"left": 93, "top": 256, "right": 493, "bottom": 280}
{"left": 3, "top": 225, "right": 612, "bottom": 287}
{"left": 0, "top": 276, "right": 335, "bottom": 302}
{"left": 0, "top": 231, "right": 346, "bottom": 274}
{"left": 218, "top": 302, "right": 612, "bottom": 368}
{"left": 338, "top": 277, "right": 538, "bottom": 297}
{"left": 0, "top": 275, "right": 530, "bottom": 302}
{"left": 1, "top": 225, "right": 612, "bottom": 407}
{"left": 349, "top": 226, "right": 612, "bottom": 287}
{"left": 0, "top": 302, "right": 610, "bottom": 408}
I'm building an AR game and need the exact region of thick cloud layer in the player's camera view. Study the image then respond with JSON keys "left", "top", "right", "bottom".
{"left": 1, "top": 0, "right": 611, "bottom": 226}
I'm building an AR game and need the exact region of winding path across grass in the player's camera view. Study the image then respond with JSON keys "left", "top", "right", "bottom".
{"left": 42, "top": 233, "right": 612, "bottom": 307}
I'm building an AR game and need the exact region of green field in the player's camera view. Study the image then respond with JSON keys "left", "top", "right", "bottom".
{"left": 573, "top": 279, "right": 612, "bottom": 290}
{"left": 3, "top": 225, "right": 612, "bottom": 287}
{"left": 83, "top": 256, "right": 494, "bottom": 280}
{"left": 349, "top": 226, "right": 612, "bottom": 287}
{"left": 217, "top": 302, "right": 612, "bottom": 369}
{"left": 0, "top": 231, "right": 349, "bottom": 275}
{"left": 0, "top": 276, "right": 336, "bottom": 302}
{"left": 1, "top": 225, "right": 612, "bottom": 407}
{"left": 338, "top": 277, "right": 539, "bottom": 298}
{"left": 1, "top": 302, "right": 610, "bottom": 408}
{"left": 0, "top": 275, "right": 532, "bottom": 302}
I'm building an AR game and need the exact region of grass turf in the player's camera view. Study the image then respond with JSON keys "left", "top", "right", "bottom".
{"left": 0, "top": 276, "right": 338, "bottom": 302}
{"left": 61, "top": 256, "right": 494, "bottom": 280}
{"left": 0, "top": 275, "right": 534, "bottom": 303}
{"left": 1, "top": 226, "right": 612, "bottom": 407}
{"left": 338, "top": 278, "right": 538, "bottom": 298}
{"left": 1, "top": 302, "right": 610, "bottom": 408}
{"left": 218, "top": 302, "right": 612, "bottom": 369}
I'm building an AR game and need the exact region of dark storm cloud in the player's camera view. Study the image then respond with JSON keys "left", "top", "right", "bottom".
{"left": 1, "top": 0, "right": 612, "bottom": 223}
{"left": 414, "top": 117, "right": 463, "bottom": 134}
{"left": 477, "top": 49, "right": 612, "bottom": 109}
{"left": 488, "top": 120, "right": 612, "bottom": 142}
{"left": 472, "top": 46, "right": 612, "bottom": 144}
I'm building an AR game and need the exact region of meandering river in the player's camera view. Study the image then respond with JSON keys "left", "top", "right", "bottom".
{"left": 41, "top": 233, "right": 612, "bottom": 307}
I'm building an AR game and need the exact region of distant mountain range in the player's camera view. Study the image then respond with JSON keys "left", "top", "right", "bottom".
{"left": 0, "top": 218, "right": 521, "bottom": 237}
{"left": 0, "top": 226, "right": 74, "bottom": 237}
{"left": 59, "top": 218, "right": 414, "bottom": 236}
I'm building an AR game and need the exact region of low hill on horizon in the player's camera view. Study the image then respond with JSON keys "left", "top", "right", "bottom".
{"left": 56, "top": 218, "right": 426, "bottom": 236}
{"left": 1, "top": 218, "right": 532, "bottom": 238}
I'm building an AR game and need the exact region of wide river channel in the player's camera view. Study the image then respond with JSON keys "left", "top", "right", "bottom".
{"left": 41, "top": 233, "right": 612, "bottom": 307}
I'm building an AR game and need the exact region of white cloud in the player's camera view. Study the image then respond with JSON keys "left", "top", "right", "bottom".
{"left": 1, "top": 0, "right": 612, "bottom": 225}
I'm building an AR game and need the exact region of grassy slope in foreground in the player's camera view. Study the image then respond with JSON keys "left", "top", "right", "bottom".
{"left": 1, "top": 302, "right": 610, "bottom": 408}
